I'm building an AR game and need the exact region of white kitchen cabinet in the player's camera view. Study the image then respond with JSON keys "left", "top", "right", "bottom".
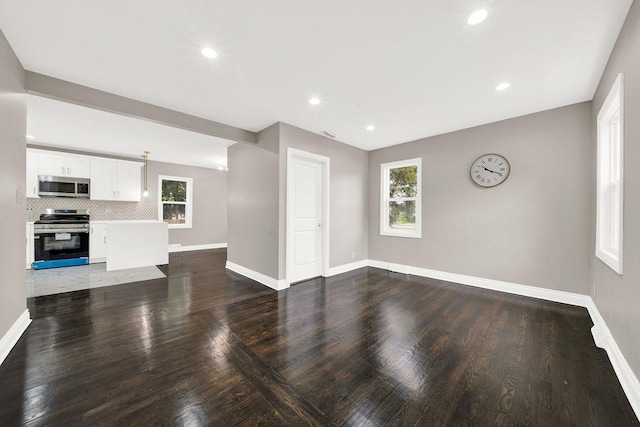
{"left": 89, "top": 222, "right": 108, "bottom": 263}
{"left": 116, "top": 162, "right": 142, "bottom": 201}
{"left": 90, "top": 158, "right": 141, "bottom": 202}
{"left": 90, "top": 159, "right": 117, "bottom": 200}
{"left": 38, "top": 151, "right": 90, "bottom": 178}
{"left": 26, "top": 150, "right": 40, "bottom": 198}
{"left": 26, "top": 222, "right": 34, "bottom": 269}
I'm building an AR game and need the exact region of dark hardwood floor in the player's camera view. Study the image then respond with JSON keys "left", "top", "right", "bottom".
{"left": 0, "top": 249, "right": 636, "bottom": 426}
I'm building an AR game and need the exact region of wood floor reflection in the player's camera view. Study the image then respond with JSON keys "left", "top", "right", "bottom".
{"left": 0, "top": 249, "right": 636, "bottom": 425}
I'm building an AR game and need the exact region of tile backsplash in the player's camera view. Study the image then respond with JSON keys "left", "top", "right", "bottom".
{"left": 26, "top": 197, "right": 158, "bottom": 221}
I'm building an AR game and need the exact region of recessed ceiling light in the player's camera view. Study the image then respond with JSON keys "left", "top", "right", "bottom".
{"left": 495, "top": 82, "right": 510, "bottom": 91}
{"left": 366, "top": 125, "right": 375, "bottom": 132}
{"left": 26, "top": 135, "right": 35, "bottom": 139}
{"left": 467, "top": 9, "right": 488, "bottom": 25}
{"left": 201, "top": 47, "right": 217, "bottom": 59}
{"left": 309, "top": 97, "right": 321, "bottom": 106}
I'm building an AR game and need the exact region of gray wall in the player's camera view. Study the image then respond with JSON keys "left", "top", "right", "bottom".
{"left": 590, "top": 0, "right": 640, "bottom": 377}
{"left": 0, "top": 29, "right": 27, "bottom": 339}
{"left": 227, "top": 124, "right": 280, "bottom": 278}
{"left": 369, "top": 102, "right": 592, "bottom": 294}
{"left": 226, "top": 122, "right": 369, "bottom": 281}
{"left": 147, "top": 160, "right": 227, "bottom": 246}
{"left": 278, "top": 123, "right": 369, "bottom": 279}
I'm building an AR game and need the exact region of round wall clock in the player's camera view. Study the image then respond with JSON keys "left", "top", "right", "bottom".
{"left": 470, "top": 153, "right": 510, "bottom": 187}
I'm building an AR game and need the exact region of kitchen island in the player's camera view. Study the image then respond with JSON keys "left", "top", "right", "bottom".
{"left": 90, "top": 220, "right": 168, "bottom": 271}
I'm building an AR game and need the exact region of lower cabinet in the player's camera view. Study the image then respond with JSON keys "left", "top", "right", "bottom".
{"left": 90, "top": 222, "right": 108, "bottom": 263}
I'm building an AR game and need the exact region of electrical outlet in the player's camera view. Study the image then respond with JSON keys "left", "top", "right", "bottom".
{"left": 592, "top": 283, "right": 597, "bottom": 298}
{"left": 352, "top": 252, "right": 356, "bottom": 259}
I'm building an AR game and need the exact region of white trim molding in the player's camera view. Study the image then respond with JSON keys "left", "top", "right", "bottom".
{"left": 369, "top": 259, "right": 590, "bottom": 307}
{"left": 168, "top": 243, "right": 227, "bottom": 253}
{"left": 584, "top": 299, "right": 640, "bottom": 418}
{"left": 596, "top": 72, "right": 625, "bottom": 275}
{"left": 286, "top": 148, "right": 331, "bottom": 282}
{"left": 366, "top": 259, "right": 640, "bottom": 419}
{"left": 225, "top": 261, "right": 289, "bottom": 291}
{"left": 0, "top": 310, "right": 31, "bottom": 367}
{"left": 325, "top": 259, "right": 369, "bottom": 277}
{"left": 380, "top": 157, "right": 422, "bottom": 239}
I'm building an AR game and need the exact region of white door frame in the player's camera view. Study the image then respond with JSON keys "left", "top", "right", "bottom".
{"left": 286, "top": 148, "right": 330, "bottom": 284}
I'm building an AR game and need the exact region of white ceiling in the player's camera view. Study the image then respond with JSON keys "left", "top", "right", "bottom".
{"left": 27, "top": 95, "right": 233, "bottom": 169}
{"left": 0, "top": 0, "right": 633, "bottom": 155}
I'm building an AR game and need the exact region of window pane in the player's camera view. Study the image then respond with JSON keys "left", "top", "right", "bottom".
{"left": 389, "top": 166, "right": 418, "bottom": 198}
{"left": 389, "top": 201, "right": 416, "bottom": 230}
{"left": 163, "top": 203, "right": 186, "bottom": 224}
{"left": 162, "top": 180, "right": 187, "bottom": 202}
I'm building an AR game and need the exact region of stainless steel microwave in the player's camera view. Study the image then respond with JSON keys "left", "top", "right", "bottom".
{"left": 38, "top": 175, "right": 90, "bottom": 198}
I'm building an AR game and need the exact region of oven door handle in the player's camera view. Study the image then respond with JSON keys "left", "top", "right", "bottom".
{"left": 34, "top": 228, "right": 90, "bottom": 234}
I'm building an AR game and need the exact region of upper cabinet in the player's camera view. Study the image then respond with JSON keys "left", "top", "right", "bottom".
{"left": 26, "top": 150, "right": 39, "bottom": 198}
{"left": 90, "top": 158, "right": 141, "bottom": 202}
{"left": 38, "top": 151, "right": 90, "bottom": 178}
{"left": 27, "top": 148, "right": 142, "bottom": 201}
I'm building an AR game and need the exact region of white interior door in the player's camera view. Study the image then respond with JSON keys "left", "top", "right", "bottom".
{"left": 289, "top": 156, "right": 323, "bottom": 283}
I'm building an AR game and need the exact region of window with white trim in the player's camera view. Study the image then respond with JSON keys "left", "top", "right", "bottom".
{"left": 380, "top": 158, "right": 422, "bottom": 238}
{"left": 158, "top": 175, "right": 193, "bottom": 229}
{"left": 596, "top": 73, "right": 624, "bottom": 274}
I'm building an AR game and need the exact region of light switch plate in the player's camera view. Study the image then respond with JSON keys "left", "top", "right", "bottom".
{"left": 16, "top": 186, "right": 25, "bottom": 203}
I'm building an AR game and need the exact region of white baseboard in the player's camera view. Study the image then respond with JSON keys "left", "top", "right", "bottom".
{"left": 367, "top": 259, "right": 640, "bottom": 419}
{"left": 584, "top": 298, "right": 640, "bottom": 418}
{"left": 325, "top": 259, "right": 369, "bottom": 277}
{"left": 169, "top": 243, "right": 227, "bottom": 253}
{"left": 0, "top": 309, "right": 31, "bottom": 367}
{"left": 225, "top": 261, "right": 289, "bottom": 291}
{"left": 369, "top": 260, "right": 591, "bottom": 307}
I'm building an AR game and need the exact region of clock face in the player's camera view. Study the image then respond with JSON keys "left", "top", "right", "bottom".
{"left": 470, "top": 153, "right": 510, "bottom": 187}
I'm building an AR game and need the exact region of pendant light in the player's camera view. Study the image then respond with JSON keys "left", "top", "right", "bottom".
{"left": 142, "top": 151, "right": 150, "bottom": 198}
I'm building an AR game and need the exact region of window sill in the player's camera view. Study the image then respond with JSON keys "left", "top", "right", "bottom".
{"left": 595, "top": 248, "right": 623, "bottom": 275}
{"left": 167, "top": 224, "right": 192, "bottom": 230}
{"left": 380, "top": 230, "right": 422, "bottom": 239}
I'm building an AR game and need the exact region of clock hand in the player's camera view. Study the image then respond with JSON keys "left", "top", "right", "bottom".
{"left": 478, "top": 165, "right": 503, "bottom": 176}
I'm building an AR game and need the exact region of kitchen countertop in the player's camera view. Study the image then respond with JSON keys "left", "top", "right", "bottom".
{"left": 90, "top": 220, "right": 164, "bottom": 224}
{"left": 26, "top": 220, "right": 163, "bottom": 224}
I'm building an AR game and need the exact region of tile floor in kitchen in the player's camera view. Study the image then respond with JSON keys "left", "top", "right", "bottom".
{"left": 26, "top": 263, "right": 166, "bottom": 297}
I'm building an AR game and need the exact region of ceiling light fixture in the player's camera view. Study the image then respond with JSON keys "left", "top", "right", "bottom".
{"left": 495, "top": 82, "right": 510, "bottom": 91}
{"left": 366, "top": 125, "right": 375, "bottom": 132}
{"left": 201, "top": 47, "right": 218, "bottom": 59}
{"left": 142, "top": 151, "right": 150, "bottom": 198}
{"left": 309, "top": 97, "right": 321, "bottom": 106}
{"left": 467, "top": 9, "right": 488, "bottom": 25}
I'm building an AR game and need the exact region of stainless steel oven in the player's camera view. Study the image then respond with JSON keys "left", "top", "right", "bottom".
{"left": 33, "top": 209, "right": 90, "bottom": 269}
